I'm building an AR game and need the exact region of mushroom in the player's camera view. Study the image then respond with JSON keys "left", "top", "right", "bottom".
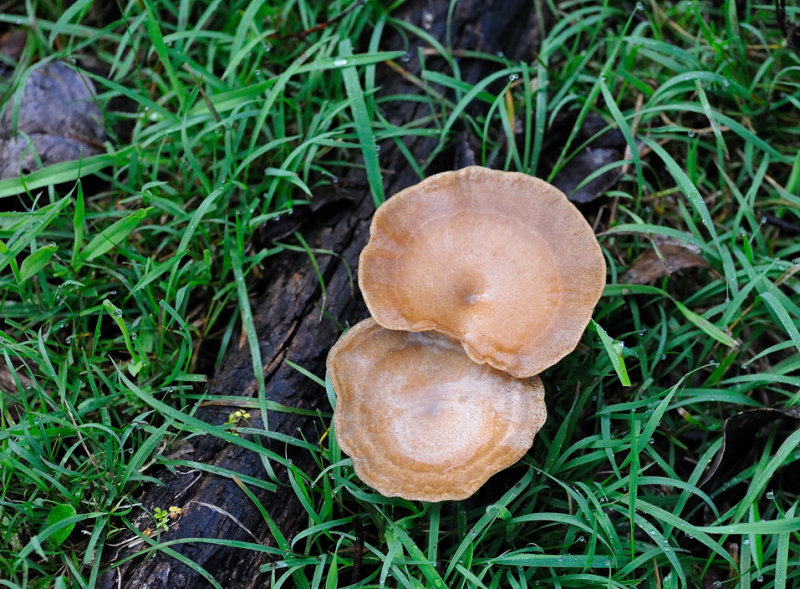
{"left": 358, "top": 166, "right": 606, "bottom": 378}
{"left": 328, "top": 318, "right": 547, "bottom": 502}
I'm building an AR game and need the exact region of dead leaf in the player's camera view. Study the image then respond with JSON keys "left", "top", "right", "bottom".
{"left": 622, "top": 243, "right": 709, "bottom": 284}
{"left": 0, "top": 60, "right": 106, "bottom": 179}
{"left": 0, "top": 29, "right": 27, "bottom": 62}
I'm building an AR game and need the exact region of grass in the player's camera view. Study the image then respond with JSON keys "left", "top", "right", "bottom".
{"left": 1, "top": 0, "right": 799, "bottom": 586}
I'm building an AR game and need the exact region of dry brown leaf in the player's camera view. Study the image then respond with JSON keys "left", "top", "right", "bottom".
{"left": 0, "top": 60, "right": 106, "bottom": 179}
{"left": 622, "top": 243, "right": 709, "bottom": 284}
{"left": 0, "top": 30, "right": 27, "bottom": 62}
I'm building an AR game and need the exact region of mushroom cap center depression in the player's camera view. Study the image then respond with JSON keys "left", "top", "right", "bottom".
{"left": 396, "top": 211, "right": 560, "bottom": 344}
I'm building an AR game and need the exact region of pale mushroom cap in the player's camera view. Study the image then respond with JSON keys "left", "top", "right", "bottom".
{"left": 358, "top": 166, "right": 606, "bottom": 378}
{"left": 328, "top": 318, "right": 547, "bottom": 502}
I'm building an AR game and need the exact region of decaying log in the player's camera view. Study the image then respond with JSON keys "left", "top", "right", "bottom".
{"left": 99, "top": 1, "right": 546, "bottom": 586}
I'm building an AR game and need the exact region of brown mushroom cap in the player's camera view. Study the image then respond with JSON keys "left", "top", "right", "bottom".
{"left": 328, "top": 318, "right": 547, "bottom": 502}
{"left": 358, "top": 166, "right": 606, "bottom": 378}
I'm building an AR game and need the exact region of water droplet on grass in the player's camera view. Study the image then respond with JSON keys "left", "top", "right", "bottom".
{"left": 766, "top": 491, "right": 774, "bottom": 500}
{"left": 333, "top": 58, "right": 348, "bottom": 67}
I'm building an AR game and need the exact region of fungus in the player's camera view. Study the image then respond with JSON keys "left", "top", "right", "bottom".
{"left": 358, "top": 166, "right": 606, "bottom": 378}
{"left": 328, "top": 318, "right": 547, "bottom": 502}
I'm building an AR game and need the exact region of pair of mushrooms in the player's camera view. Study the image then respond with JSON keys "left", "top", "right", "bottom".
{"left": 327, "top": 167, "right": 606, "bottom": 501}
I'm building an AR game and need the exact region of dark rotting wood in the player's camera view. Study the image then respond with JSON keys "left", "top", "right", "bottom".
{"left": 99, "top": 1, "right": 546, "bottom": 586}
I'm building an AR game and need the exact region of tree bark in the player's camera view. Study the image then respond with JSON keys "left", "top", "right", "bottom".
{"left": 99, "top": 1, "right": 546, "bottom": 587}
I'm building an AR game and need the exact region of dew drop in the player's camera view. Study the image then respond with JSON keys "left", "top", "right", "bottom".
{"left": 112, "top": 308, "right": 123, "bottom": 319}
{"left": 757, "top": 576, "right": 764, "bottom": 582}
{"left": 743, "top": 538, "right": 750, "bottom": 545}
{"left": 687, "top": 129, "right": 696, "bottom": 138}
{"left": 333, "top": 58, "right": 348, "bottom": 67}
{"left": 508, "top": 73, "right": 519, "bottom": 81}
{"left": 766, "top": 491, "right": 774, "bottom": 500}
{"left": 635, "top": 1, "right": 644, "bottom": 10}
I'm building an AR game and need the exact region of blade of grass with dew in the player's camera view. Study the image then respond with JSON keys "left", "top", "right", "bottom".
{"left": 143, "top": 0, "right": 184, "bottom": 98}
{"left": 0, "top": 148, "right": 135, "bottom": 199}
{"left": 674, "top": 298, "right": 739, "bottom": 348}
{"left": 599, "top": 77, "right": 644, "bottom": 200}
{"left": 774, "top": 503, "right": 796, "bottom": 589}
{"left": 230, "top": 218, "right": 266, "bottom": 415}
{"left": 591, "top": 320, "right": 631, "bottom": 386}
{"left": 759, "top": 291, "right": 800, "bottom": 356}
{"left": 18, "top": 244, "right": 58, "bottom": 283}
{"left": 640, "top": 136, "right": 720, "bottom": 250}
{"left": 80, "top": 207, "right": 153, "bottom": 264}
{"left": 339, "top": 39, "right": 384, "bottom": 207}
{"left": 102, "top": 299, "right": 144, "bottom": 376}
{"left": 70, "top": 180, "right": 84, "bottom": 266}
